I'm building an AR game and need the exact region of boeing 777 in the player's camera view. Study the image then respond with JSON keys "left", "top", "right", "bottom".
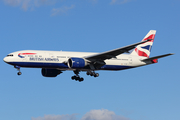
{"left": 3, "top": 30, "right": 173, "bottom": 82}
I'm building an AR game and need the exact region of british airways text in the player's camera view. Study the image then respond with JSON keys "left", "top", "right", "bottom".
{"left": 29, "top": 57, "right": 59, "bottom": 61}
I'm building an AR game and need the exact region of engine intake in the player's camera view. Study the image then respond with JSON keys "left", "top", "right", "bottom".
{"left": 68, "top": 57, "right": 87, "bottom": 68}
{"left": 41, "top": 68, "right": 62, "bottom": 77}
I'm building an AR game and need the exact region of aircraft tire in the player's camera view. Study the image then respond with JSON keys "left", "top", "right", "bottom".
{"left": 86, "top": 71, "right": 90, "bottom": 75}
{"left": 94, "top": 73, "right": 99, "bottom": 77}
{"left": 71, "top": 76, "right": 75, "bottom": 80}
{"left": 79, "top": 78, "right": 84, "bottom": 82}
{"left": 75, "top": 76, "right": 79, "bottom": 81}
{"left": 90, "top": 72, "right": 95, "bottom": 76}
{"left": 17, "top": 72, "right": 22, "bottom": 75}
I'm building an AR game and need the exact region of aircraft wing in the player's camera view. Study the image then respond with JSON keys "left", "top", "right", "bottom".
{"left": 85, "top": 39, "right": 151, "bottom": 61}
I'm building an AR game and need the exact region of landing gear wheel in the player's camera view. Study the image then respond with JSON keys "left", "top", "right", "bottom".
{"left": 79, "top": 77, "right": 84, "bottom": 82}
{"left": 17, "top": 72, "right": 22, "bottom": 75}
{"left": 94, "top": 73, "right": 99, "bottom": 77}
{"left": 86, "top": 71, "right": 90, "bottom": 75}
{"left": 75, "top": 76, "right": 79, "bottom": 81}
{"left": 71, "top": 76, "right": 75, "bottom": 80}
{"left": 90, "top": 72, "right": 95, "bottom": 76}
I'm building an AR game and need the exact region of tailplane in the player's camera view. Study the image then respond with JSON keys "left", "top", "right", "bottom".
{"left": 130, "top": 30, "right": 156, "bottom": 58}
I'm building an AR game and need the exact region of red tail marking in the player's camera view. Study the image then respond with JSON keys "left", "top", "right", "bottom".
{"left": 135, "top": 48, "right": 149, "bottom": 57}
{"left": 143, "top": 34, "right": 155, "bottom": 42}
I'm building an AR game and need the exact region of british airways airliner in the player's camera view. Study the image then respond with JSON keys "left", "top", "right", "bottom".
{"left": 3, "top": 30, "right": 173, "bottom": 82}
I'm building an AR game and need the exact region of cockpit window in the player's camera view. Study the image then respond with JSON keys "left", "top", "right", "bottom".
{"left": 7, "top": 54, "right": 13, "bottom": 57}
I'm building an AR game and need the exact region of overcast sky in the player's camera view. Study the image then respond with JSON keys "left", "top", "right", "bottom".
{"left": 0, "top": 0, "right": 179, "bottom": 120}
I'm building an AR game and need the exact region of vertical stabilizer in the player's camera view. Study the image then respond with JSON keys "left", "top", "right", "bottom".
{"left": 130, "top": 30, "right": 156, "bottom": 58}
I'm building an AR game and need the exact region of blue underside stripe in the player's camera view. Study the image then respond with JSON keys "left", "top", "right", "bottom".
{"left": 8, "top": 62, "right": 133, "bottom": 70}
{"left": 8, "top": 62, "right": 68, "bottom": 68}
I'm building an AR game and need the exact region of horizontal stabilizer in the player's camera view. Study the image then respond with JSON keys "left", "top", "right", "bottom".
{"left": 142, "top": 53, "right": 174, "bottom": 62}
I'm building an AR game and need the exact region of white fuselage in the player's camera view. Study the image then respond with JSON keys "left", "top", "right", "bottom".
{"left": 3, "top": 50, "right": 153, "bottom": 71}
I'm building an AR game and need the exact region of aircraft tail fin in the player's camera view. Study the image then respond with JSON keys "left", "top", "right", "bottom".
{"left": 130, "top": 30, "right": 156, "bottom": 58}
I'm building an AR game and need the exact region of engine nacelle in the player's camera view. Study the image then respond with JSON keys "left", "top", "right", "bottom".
{"left": 41, "top": 68, "right": 62, "bottom": 77}
{"left": 68, "top": 57, "right": 87, "bottom": 68}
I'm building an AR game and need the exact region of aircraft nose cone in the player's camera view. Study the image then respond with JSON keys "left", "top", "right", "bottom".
{"left": 3, "top": 57, "right": 8, "bottom": 63}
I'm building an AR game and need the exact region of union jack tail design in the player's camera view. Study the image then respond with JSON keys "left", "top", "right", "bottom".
{"left": 130, "top": 30, "right": 156, "bottom": 58}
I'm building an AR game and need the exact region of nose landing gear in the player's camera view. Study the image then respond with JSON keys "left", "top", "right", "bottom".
{"left": 14, "top": 66, "right": 22, "bottom": 76}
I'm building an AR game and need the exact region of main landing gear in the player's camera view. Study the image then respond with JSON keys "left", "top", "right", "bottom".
{"left": 86, "top": 71, "right": 99, "bottom": 77}
{"left": 71, "top": 70, "right": 99, "bottom": 82}
{"left": 14, "top": 65, "right": 22, "bottom": 76}
{"left": 71, "top": 70, "right": 84, "bottom": 82}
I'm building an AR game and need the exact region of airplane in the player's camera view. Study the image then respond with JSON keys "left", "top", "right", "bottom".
{"left": 3, "top": 30, "right": 174, "bottom": 82}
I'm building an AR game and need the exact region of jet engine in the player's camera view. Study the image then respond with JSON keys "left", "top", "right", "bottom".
{"left": 41, "top": 68, "right": 62, "bottom": 77}
{"left": 68, "top": 57, "right": 88, "bottom": 69}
